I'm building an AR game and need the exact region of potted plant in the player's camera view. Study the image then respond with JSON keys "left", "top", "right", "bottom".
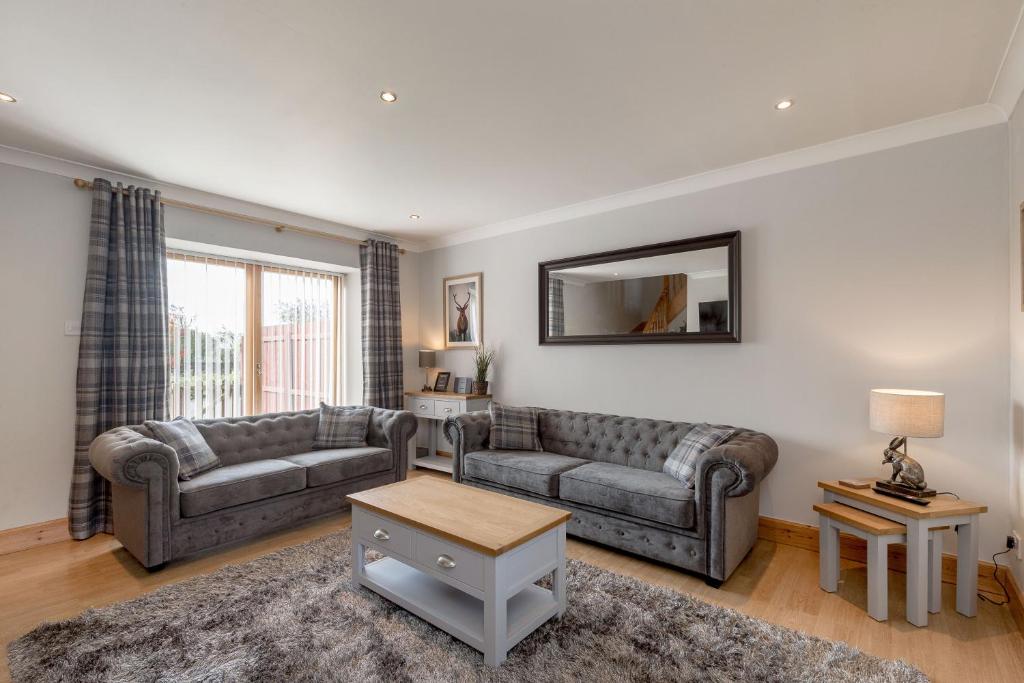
{"left": 473, "top": 346, "right": 495, "bottom": 395}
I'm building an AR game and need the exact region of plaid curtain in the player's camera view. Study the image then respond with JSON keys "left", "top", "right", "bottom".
{"left": 69, "top": 178, "right": 168, "bottom": 539}
{"left": 548, "top": 276, "right": 565, "bottom": 336}
{"left": 360, "top": 240, "right": 404, "bottom": 409}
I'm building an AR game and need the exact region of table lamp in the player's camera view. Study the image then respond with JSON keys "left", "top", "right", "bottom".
{"left": 419, "top": 350, "right": 437, "bottom": 391}
{"left": 869, "top": 388, "right": 944, "bottom": 498}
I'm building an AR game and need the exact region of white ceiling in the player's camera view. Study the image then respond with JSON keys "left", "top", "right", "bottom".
{"left": 0, "top": 1, "right": 1021, "bottom": 244}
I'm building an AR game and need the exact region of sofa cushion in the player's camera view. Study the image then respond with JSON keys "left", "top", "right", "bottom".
{"left": 313, "top": 404, "right": 372, "bottom": 449}
{"left": 280, "top": 447, "right": 392, "bottom": 487}
{"left": 663, "top": 423, "right": 736, "bottom": 488}
{"left": 559, "top": 462, "right": 695, "bottom": 529}
{"left": 178, "top": 460, "right": 306, "bottom": 517}
{"left": 145, "top": 417, "right": 221, "bottom": 480}
{"left": 464, "top": 450, "right": 587, "bottom": 497}
{"left": 489, "top": 403, "right": 542, "bottom": 451}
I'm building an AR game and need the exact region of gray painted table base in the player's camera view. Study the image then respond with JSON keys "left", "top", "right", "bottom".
{"left": 351, "top": 507, "right": 567, "bottom": 666}
{"left": 822, "top": 489, "right": 980, "bottom": 627}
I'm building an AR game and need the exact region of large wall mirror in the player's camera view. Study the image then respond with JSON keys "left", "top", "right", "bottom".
{"left": 539, "top": 231, "right": 740, "bottom": 344}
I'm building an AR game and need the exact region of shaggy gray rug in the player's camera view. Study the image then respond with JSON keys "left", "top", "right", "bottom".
{"left": 8, "top": 530, "right": 927, "bottom": 682}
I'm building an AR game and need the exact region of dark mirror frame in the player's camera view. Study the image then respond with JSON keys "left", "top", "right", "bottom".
{"left": 538, "top": 230, "right": 741, "bottom": 345}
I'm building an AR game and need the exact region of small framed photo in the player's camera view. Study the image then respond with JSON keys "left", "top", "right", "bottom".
{"left": 454, "top": 377, "right": 473, "bottom": 394}
{"left": 433, "top": 371, "right": 452, "bottom": 392}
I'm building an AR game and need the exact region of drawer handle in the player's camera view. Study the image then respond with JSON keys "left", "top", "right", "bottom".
{"left": 419, "top": 404, "right": 427, "bottom": 409}
{"left": 436, "top": 554, "right": 457, "bottom": 569}
{"left": 373, "top": 529, "right": 390, "bottom": 541}
{"left": 443, "top": 408, "right": 452, "bottom": 413}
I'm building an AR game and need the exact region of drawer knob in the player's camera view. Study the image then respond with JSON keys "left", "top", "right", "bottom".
{"left": 373, "top": 529, "right": 390, "bottom": 541}
{"left": 436, "top": 554, "right": 457, "bottom": 569}
{"left": 419, "top": 404, "right": 427, "bottom": 409}
{"left": 444, "top": 408, "right": 452, "bottom": 413}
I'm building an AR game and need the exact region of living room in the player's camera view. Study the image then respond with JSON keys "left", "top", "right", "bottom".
{"left": 2, "top": 2, "right": 1024, "bottom": 681}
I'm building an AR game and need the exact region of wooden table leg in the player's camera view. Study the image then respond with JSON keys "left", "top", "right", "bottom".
{"left": 553, "top": 525, "right": 567, "bottom": 618}
{"left": 818, "top": 514, "right": 839, "bottom": 592}
{"left": 484, "top": 555, "right": 509, "bottom": 666}
{"left": 905, "top": 519, "right": 930, "bottom": 627}
{"left": 928, "top": 533, "right": 942, "bottom": 614}
{"left": 351, "top": 538, "right": 365, "bottom": 590}
{"left": 956, "top": 515, "right": 980, "bottom": 617}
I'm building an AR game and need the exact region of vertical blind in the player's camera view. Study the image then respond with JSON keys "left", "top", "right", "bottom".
{"left": 166, "top": 252, "right": 342, "bottom": 419}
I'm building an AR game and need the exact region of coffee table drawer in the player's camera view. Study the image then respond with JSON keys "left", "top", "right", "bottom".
{"left": 354, "top": 510, "right": 413, "bottom": 558}
{"left": 415, "top": 532, "right": 484, "bottom": 589}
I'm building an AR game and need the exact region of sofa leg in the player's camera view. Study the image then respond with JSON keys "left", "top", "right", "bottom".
{"left": 704, "top": 576, "right": 723, "bottom": 589}
{"left": 145, "top": 562, "right": 168, "bottom": 573}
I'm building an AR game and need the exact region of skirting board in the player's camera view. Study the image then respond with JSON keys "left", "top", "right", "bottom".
{"left": 758, "top": 516, "right": 1021, "bottom": 609}
{"left": 0, "top": 517, "right": 69, "bottom": 556}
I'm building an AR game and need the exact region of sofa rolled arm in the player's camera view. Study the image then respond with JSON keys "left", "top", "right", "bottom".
{"left": 695, "top": 430, "right": 778, "bottom": 498}
{"left": 89, "top": 426, "right": 180, "bottom": 488}
{"left": 444, "top": 411, "right": 491, "bottom": 482}
{"left": 368, "top": 408, "right": 418, "bottom": 475}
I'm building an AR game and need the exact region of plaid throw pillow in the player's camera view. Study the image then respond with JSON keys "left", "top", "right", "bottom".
{"left": 144, "top": 417, "right": 221, "bottom": 481}
{"left": 489, "top": 403, "right": 542, "bottom": 451}
{"left": 313, "top": 404, "right": 372, "bottom": 449}
{"left": 663, "top": 424, "right": 736, "bottom": 489}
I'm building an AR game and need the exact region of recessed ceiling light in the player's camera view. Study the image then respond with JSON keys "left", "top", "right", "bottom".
{"left": 774, "top": 99, "right": 793, "bottom": 111}
{"left": 380, "top": 91, "right": 398, "bottom": 103}
{"left": 409, "top": 214, "right": 420, "bottom": 220}
{"left": 0, "top": 91, "right": 17, "bottom": 104}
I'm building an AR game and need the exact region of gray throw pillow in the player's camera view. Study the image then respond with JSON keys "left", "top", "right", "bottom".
{"left": 144, "top": 417, "right": 221, "bottom": 481}
{"left": 313, "top": 404, "right": 372, "bottom": 449}
{"left": 489, "top": 402, "right": 542, "bottom": 451}
{"left": 663, "top": 423, "right": 736, "bottom": 489}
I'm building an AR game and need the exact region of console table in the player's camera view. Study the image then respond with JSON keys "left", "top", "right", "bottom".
{"left": 817, "top": 480, "right": 987, "bottom": 627}
{"left": 404, "top": 391, "right": 491, "bottom": 474}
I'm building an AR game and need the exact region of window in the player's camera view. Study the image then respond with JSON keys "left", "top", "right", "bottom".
{"left": 166, "top": 252, "right": 343, "bottom": 419}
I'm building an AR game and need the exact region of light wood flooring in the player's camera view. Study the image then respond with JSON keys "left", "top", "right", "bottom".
{"left": 1, "top": 473, "right": 1021, "bottom": 682}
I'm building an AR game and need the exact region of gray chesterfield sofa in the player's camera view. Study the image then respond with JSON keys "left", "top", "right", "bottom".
{"left": 445, "top": 408, "right": 777, "bottom": 585}
{"left": 89, "top": 407, "right": 416, "bottom": 569}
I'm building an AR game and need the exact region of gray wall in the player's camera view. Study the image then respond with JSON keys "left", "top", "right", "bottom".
{"left": 0, "top": 161, "right": 420, "bottom": 531}
{"left": 418, "top": 125, "right": 1011, "bottom": 561}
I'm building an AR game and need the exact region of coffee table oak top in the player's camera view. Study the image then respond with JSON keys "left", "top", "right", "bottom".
{"left": 818, "top": 480, "right": 986, "bottom": 519}
{"left": 347, "top": 477, "right": 571, "bottom": 556}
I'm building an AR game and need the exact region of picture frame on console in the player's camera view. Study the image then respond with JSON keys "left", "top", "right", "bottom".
{"left": 444, "top": 272, "right": 483, "bottom": 349}
{"left": 433, "top": 371, "right": 452, "bottom": 392}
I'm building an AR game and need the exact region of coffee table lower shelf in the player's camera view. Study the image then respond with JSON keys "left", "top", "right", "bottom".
{"left": 361, "top": 557, "right": 558, "bottom": 655}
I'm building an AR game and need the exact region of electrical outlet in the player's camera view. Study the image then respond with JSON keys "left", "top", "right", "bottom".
{"left": 1013, "top": 531, "right": 1022, "bottom": 561}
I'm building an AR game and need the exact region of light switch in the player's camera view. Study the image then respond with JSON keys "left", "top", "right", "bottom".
{"left": 64, "top": 320, "right": 82, "bottom": 336}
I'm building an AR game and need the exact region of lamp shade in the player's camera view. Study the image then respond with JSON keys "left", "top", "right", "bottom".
{"left": 418, "top": 350, "right": 437, "bottom": 369}
{"left": 869, "top": 389, "right": 944, "bottom": 438}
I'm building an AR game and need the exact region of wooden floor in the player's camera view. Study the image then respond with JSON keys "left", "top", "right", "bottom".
{"left": 1, "top": 477, "right": 1022, "bottom": 682}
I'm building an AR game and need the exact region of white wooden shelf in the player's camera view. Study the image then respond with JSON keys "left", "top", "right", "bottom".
{"left": 413, "top": 454, "right": 454, "bottom": 474}
{"left": 363, "top": 557, "right": 558, "bottom": 652}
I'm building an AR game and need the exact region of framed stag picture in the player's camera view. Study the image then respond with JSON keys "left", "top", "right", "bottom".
{"left": 443, "top": 272, "right": 483, "bottom": 349}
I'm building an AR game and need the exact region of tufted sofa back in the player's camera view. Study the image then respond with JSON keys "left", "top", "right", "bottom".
{"left": 537, "top": 409, "right": 697, "bottom": 473}
{"left": 133, "top": 408, "right": 393, "bottom": 467}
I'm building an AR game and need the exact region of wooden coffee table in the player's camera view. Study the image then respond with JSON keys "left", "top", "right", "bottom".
{"left": 347, "top": 477, "right": 571, "bottom": 666}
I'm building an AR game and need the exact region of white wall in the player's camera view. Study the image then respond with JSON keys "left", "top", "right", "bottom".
{"left": 418, "top": 125, "right": 1011, "bottom": 562}
{"left": 0, "top": 160, "right": 420, "bottom": 532}
{"left": 1006, "top": 96, "right": 1024, "bottom": 586}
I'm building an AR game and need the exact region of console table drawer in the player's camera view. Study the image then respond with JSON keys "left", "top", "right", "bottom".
{"left": 406, "top": 397, "right": 435, "bottom": 417}
{"left": 433, "top": 399, "right": 460, "bottom": 419}
{"left": 414, "top": 532, "right": 484, "bottom": 589}
{"left": 354, "top": 509, "right": 413, "bottom": 558}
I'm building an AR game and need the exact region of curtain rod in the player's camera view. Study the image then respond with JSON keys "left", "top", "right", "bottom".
{"left": 71, "top": 178, "right": 404, "bottom": 255}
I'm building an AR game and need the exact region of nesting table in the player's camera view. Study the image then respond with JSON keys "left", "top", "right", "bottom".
{"left": 348, "top": 477, "right": 571, "bottom": 666}
{"left": 817, "top": 480, "right": 987, "bottom": 627}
